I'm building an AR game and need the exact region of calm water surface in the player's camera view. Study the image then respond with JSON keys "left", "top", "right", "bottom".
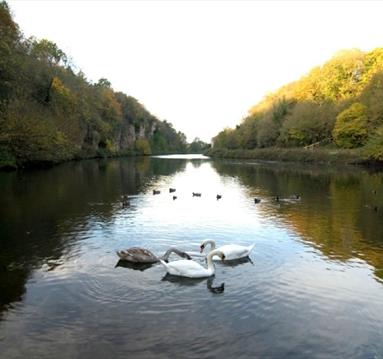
{"left": 1, "top": 155, "right": 383, "bottom": 358}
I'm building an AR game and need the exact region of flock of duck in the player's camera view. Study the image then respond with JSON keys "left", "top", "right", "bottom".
{"left": 122, "top": 188, "right": 223, "bottom": 207}
{"left": 121, "top": 187, "right": 301, "bottom": 208}
{"left": 117, "top": 239, "right": 255, "bottom": 278}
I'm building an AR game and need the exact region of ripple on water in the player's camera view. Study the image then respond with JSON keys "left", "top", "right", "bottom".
{"left": 2, "top": 157, "right": 383, "bottom": 359}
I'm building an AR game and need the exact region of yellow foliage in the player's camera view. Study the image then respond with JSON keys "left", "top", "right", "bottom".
{"left": 135, "top": 139, "right": 151, "bottom": 155}
{"left": 105, "top": 139, "right": 117, "bottom": 154}
{"left": 363, "top": 125, "right": 383, "bottom": 160}
{"left": 333, "top": 103, "right": 368, "bottom": 148}
{"left": 51, "top": 76, "right": 71, "bottom": 98}
{"left": 100, "top": 88, "right": 122, "bottom": 122}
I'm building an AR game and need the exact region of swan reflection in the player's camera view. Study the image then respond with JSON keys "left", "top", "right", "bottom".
{"left": 207, "top": 277, "right": 225, "bottom": 294}
{"left": 115, "top": 259, "right": 154, "bottom": 271}
{"left": 222, "top": 256, "right": 253, "bottom": 267}
{"left": 162, "top": 274, "right": 225, "bottom": 294}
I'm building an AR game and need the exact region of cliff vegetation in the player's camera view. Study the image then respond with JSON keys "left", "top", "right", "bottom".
{"left": 0, "top": 2, "right": 187, "bottom": 170}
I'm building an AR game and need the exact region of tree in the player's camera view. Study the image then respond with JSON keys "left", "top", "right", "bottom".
{"left": 210, "top": 47, "right": 383, "bottom": 160}
{"left": 96, "top": 78, "right": 111, "bottom": 88}
{"left": 333, "top": 103, "right": 369, "bottom": 148}
{"left": 0, "top": 1, "right": 21, "bottom": 102}
{"left": 0, "top": 1, "right": 188, "bottom": 168}
{"left": 135, "top": 139, "right": 151, "bottom": 155}
{"left": 188, "top": 137, "right": 210, "bottom": 153}
{"left": 279, "top": 101, "right": 335, "bottom": 146}
{"left": 28, "top": 38, "right": 68, "bottom": 66}
{"left": 363, "top": 125, "right": 383, "bottom": 160}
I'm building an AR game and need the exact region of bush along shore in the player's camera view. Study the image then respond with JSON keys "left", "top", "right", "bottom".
{"left": 206, "top": 146, "right": 379, "bottom": 166}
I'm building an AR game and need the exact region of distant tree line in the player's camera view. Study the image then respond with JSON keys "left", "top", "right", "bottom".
{"left": 212, "top": 48, "right": 383, "bottom": 161}
{"left": 0, "top": 1, "right": 189, "bottom": 169}
{"left": 187, "top": 137, "right": 211, "bottom": 153}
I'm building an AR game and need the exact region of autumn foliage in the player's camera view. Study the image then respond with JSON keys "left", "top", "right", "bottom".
{"left": 212, "top": 48, "right": 383, "bottom": 161}
{"left": 0, "top": 2, "right": 187, "bottom": 169}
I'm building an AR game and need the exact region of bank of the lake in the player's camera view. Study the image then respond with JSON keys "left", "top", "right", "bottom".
{"left": 206, "top": 146, "right": 378, "bottom": 165}
{"left": 0, "top": 151, "right": 169, "bottom": 171}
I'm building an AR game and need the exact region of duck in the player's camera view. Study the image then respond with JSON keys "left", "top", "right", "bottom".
{"left": 192, "top": 192, "right": 202, "bottom": 197}
{"left": 200, "top": 239, "right": 255, "bottom": 260}
{"left": 254, "top": 198, "right": 261, "bottom": 203}
{"left": 116, "top": 247, "right": 191, "bottom": 264}
{"left": 160, "top": 249, "right": 225, "bottom": 278}
{"left": 153, "top": 190, "right": 161, "bottom": 195}
{"left": 216, "top": 194, "right": 222, "bottom": 200}
{"left": 121, "top": 195, "right": 130, "bottom": 208}
{"left": 169, "top": 188, "right": 176, "bottom": 193}
{"left": 173, "top": 195, "right": 177, "bottom": 200}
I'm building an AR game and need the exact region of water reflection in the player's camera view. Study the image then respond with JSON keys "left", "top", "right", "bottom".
{"left": 1, "top": 156, "right": 383, "bottom": 358}
{"left": 212, "top": 160, "right": 383, "bottom": 282}
{"left": 222, "top": 256, "right": 253, "bottom": 267}
{"left": 115, "top": 259, "right": 154, "bottom": 271}
{"left": 162, "top": 274, "right": 225, "bottom": 294}
{"left": 0, "top": 264, "right": 27, "bottom": 319}
{"left": 0, "top": 157, "right": 187, "bottom": 312}
{"left": 206, "top": 277, "right": 225, "bottom": 294}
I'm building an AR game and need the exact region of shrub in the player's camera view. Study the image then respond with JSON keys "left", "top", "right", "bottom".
{"left": 363, "top": 125, "right": 383, "bottom": 160}
{"left": 332, "top": 102, "right": 369, "bottom": 148}
{"left": 135, "top": 138, "right": 151, "bottom": 155}
{"left": 279, "top": 101, "right": 336, "bottom": 146}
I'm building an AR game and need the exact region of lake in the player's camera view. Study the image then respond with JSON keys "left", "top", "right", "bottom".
{"left": 1, "top": 155, "right": 383, "bottom": 358}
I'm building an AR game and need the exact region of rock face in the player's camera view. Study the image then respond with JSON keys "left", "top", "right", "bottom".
{"left": 80, "top": 117, "right": 159, "bottom": 156}
{"left": 116, "top": 121, "right": 157, "bottom": 153}
{"left": 117, "top": 123, "right": 136, "bottom": 151}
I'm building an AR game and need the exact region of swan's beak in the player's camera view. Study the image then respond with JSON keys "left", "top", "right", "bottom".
{"left": 221, "top": 254, "right": 226, "bottom": 262}
{"left": 200, "top": 245, "right": 204, "bottom": 253}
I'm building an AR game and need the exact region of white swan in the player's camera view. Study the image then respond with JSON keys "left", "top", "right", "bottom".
{"left": 200, "top": 239, "right": 255, "bottom": 260}
{"left": 160, "top": 249, "right": 225, "bottom": 278}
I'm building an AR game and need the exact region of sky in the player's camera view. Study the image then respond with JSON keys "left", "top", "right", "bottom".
{"left": 7, "top": 0, "right": 383, "bottom": 142}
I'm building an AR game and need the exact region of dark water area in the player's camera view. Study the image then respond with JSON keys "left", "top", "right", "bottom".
{"left": 1, "top": 155, "right": 383, "bottom": 358}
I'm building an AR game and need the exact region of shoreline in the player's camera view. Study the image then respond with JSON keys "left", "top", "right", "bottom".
{"left": 2, "top": 147, "right": 383, "bottom": 172}
{"left": 0, "top": 151, "right": 204, "bottom": 172}
{"left": 206, "top": 147, "right": 383, "bottom": 167}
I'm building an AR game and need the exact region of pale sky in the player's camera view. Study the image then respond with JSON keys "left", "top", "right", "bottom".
{"left": 7, "top": 0, "right": 383, "bottom": 142}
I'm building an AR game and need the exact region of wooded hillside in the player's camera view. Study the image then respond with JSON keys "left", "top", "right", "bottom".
{"left": 212, "top": 48, "right": 383, "bottom": 161}
{"left": 0, "top": 2, "right": 187, "bottom": 169}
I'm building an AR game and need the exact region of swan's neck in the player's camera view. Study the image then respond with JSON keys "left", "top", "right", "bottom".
{"left": 161, "top": 248, "right": 179, "bottom": 261}
{"left": 206, "top": 250, "right": 219, "bottom": 272}
{"left": 160, "top": 249, "right": 171, "bottom": 261}
{"left": 203, "top": 239, "right": 216, "bottom": 252}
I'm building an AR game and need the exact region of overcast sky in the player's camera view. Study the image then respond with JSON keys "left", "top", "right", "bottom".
{"left": 8, "top": 0, "right": 383, "bottom": 142}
